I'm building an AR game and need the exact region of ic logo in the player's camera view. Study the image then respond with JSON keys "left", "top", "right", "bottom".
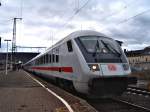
{"left": 108, "top": 64, "right": 117, "bottom": 71}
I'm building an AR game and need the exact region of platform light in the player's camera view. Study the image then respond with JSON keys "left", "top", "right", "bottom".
{"left": 4, "top": 39, "right": 11, "bottom": 75}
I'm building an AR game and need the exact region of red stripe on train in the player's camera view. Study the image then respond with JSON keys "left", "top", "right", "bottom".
{"left": 31, "top": 66, "right": 73, "bottom": 73}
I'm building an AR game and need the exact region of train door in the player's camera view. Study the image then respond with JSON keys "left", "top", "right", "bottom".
{"left": 59, "top": 41, "right": 75, "bottom": 79}
{"left": 59, "top": 43, "right": 66, "bottom": 77}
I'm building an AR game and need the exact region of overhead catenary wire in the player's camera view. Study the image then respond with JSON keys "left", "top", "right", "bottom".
{"left": 97, "top": 0, "right": 141, "bottom": 24}
{"left": 64, "top": 0, "right": 138, "bottom": 28}
{"left": 96, "top": 0, "right": 141, "bottom": 31}
{"left": 101, "top": 8, "right": 150, "bottom": 32}
{"left": 118, "top": 8, "right": 150, "bottom": 25}
{"left": 62, "top": 0, "right": 91, "bottom": 28}
{"left": 61, "top": 0, "right": 138, "bottom": 32}
{"left": 53, "top": 0, "right": 91, "bottom": 44}
{"left": 54, "top": 0, "right": 135, "bottom": 44}
{"left": 96, "top": 0, "right": 150, "bottom": 32}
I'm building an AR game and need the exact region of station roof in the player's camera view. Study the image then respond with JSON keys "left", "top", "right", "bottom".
{"left": 126, "top": 46, "right": 150, "bottom": 57}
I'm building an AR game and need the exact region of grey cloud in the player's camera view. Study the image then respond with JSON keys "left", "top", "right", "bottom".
{"left": 0, "top": 19, "right": 12, "bottom": 35}
{"left": 107, "top": 13, "right": 150, "bottom": 46}
{"left": 132, "top": 13, "right": 150, "bottom": 28}
{"left": 23, "top": 17, "right": 75, "bottom": 30}
{"left": 1, "top": 0, "right": 150, "bottom": 51}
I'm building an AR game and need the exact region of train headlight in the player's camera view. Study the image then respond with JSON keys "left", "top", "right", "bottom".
{"left": 92, "top": 65, "right": 97, "bottom": 70}
{"left": 88, "top": 64, "right": 100, "bottom": 71}
{"left": 122, "top": 63, "right": 129, "bottom": 71}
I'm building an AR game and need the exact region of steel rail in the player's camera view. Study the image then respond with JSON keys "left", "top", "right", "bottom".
{"left": 111, "top": 98, "right": 150, "bottom": 112}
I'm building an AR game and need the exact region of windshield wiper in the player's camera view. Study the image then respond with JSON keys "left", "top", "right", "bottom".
{"left": 93, "top": 40, "right": 100, "bottom": 57}
{"left": 101, "top": 40, "right": 121, "bottom": 57}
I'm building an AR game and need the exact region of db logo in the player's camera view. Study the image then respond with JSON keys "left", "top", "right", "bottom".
{"left": 108, "top": 64, "right": 117, "bottom": 71}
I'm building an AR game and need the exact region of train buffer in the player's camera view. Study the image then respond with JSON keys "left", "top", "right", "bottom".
{"left": 0, "top": 70, "right": 96, "bottom": 112}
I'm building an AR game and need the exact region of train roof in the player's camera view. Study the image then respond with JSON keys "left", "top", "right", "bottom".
{"left": 24, "top": 30, "right": 111, "bottom": 65}
{"left": 47, "top": 30, "right": 109, "bottom": 50}
{"left": 66, "top": 30, "right": 107, "bottom": 39}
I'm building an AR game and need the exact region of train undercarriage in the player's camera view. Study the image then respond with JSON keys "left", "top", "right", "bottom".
{"left": 88, "top": 76, "right": 137, "bottom": 97}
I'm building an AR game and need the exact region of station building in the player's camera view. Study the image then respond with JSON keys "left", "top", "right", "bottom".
{"left": 125, "top": 46, "right": 150, "bottom": 70}
{"left": 0, "top": 52, "right": 39, "bottom": 70}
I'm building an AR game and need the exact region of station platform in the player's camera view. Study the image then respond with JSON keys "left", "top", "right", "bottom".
{"left": 0, "top": 70, "right": 67, "bottom": 112}
{"left": 0, "top": 70, "right": 96, "bottom": 112}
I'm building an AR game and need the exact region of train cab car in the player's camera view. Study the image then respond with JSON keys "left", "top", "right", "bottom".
{"left": 23, "top": 30, "right": 137, "bottom": 97}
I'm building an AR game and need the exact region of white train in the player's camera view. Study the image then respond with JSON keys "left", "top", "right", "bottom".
{"left": 23, "top": 30, "right": 136, "bottom": 97}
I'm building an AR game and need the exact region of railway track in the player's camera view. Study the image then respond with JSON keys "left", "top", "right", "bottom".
{"left": 111, "top": 98, "right": 150, "bottom": 112}
{"left": 126, "top": 86, "right": 150, "bottom": 97}
{"left": 29, "top": 73, "right": 150, "bottom": 112}
{"left": 88, "top": 86, "right": 150, "bottom": 112}
{"left": 88, "top": 98, "right": 150, "bottom": 112}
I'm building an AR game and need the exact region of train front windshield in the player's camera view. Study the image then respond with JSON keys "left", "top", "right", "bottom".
{"left": 79, "top": 36, "right": 121, "bottom": 55}
{"left": 75, "top": 36, "right": 127, "bottom": 63}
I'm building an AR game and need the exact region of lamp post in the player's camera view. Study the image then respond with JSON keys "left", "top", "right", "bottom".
{"left": 4, "top": 39, "right": 11, "bottom": 75}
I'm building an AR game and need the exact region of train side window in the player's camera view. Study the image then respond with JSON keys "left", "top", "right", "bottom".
{"left": 44, "top": 55, "right": 46, "bottom": 64}
{"left": 45, "top": 55, "right": 47, "bottom": 63}
{"left": 46, "top": 54, "right": 48, "bottom": 63}
{"left": 44, "top": 55, "right": 46, "bottom": 63}
{"left": 56, "top": 55, "right": 59, "bottom": 63}
{"left": 42, "top": 56, "right": 44, "bottom": 64}
{"left": 39, "top": 58, "right": 41, "bottom": 64}
{"left": 40, "top": 57, "right": 41, "bottom": 64}
{"left": 67, "top": 40, "right": 73, "bottom": 52}
{"left": 52, "top": 54, "right": 55, "bottom": 63}
{"left": 43, "top": 55, "right": 45, "bottom": 64}
{"left": 44, "top": 56, "right": 45, "bottom": 64}
{"left": 37, "top": 59, "right": 39, "bottom": 65}
{"left": 40, "top": 57, "right": 42, "bottom": 64}
{"left": 38, "top": 58, "right": 40, "bottom": 64}
{"left": 42, "top": 56, "right": 45, "bottom": 64}
{"left": 41, "top": 57, "right": 43, "bottom": 64}
{"left": 41, "top": 56, "right": 43, "bottom": 64}
{"left": 49, "top": 54, "right": 51, "bottom": 63}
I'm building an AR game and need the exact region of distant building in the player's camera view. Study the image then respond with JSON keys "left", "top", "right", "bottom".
{"left": 125, "top": 46, "right": 150, "bottom": 70}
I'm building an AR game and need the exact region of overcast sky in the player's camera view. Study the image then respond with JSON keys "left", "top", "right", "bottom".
{"left": 0, "top": 0, "right": 150, "bottom": 52}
